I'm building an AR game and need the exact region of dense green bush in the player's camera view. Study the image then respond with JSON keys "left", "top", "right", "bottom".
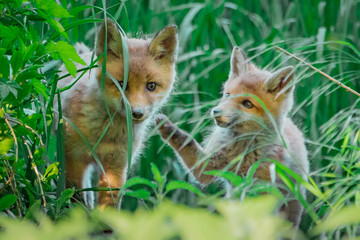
{"left": 0, "top": 0, "right": 359, "bottom": 239}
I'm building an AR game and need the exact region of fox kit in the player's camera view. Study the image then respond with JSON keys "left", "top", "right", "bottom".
{"left": 157, "top": 47, "right": 309, "bottom": 226}
{"left": 57, "top": 19, "right": 178, "bottom": 208}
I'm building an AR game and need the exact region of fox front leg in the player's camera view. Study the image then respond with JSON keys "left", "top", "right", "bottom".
{"left": 156, "top": 114, "right": 220, "bottom": 183}
{"left": 96, "top": 155, "right": 127, "bottom": 209}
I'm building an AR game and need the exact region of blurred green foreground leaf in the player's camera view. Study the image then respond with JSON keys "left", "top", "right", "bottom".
{"left": 0, "top": 195, "right": 294, "bottom": 240}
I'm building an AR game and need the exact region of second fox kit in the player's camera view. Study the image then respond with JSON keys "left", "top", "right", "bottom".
{"left": 57, "top": 19, "right": 178, "bottom": 208}
{"left": 157, "top": 47, "right": 309, "bottom": 225}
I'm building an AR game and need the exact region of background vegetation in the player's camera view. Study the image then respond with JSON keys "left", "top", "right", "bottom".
{"left": 0, "top": 0, "right": 359, "bottom": 239}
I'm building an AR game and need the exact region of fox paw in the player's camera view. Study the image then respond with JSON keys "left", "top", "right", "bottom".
{"left": 155, "top": 113, "right": 168, "bottom": 125}
{"left": 155, "top": 114, "right": 176, "bottom": 138}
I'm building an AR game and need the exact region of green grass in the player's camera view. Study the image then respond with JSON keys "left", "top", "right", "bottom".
{"left": 0, "top": 0, "right": 360, "bottom": 239}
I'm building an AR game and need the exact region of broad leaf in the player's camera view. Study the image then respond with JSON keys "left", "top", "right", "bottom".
{"left": 46, "top": 41, "right": 86, "bottom": 77}
{"left": 16, "top": 67, "right": 42, "bottom": 83}
{"left": 10, "top": 48, "right": 23, "bottom": 75}
{"left": 205, "top": 170, "right": 244, "bottom": 186}
{"left": 0, "top": 24, "right": 20, "bottom": 50}
{"left": 123, "top": 177, "right": 157, "bottom": 190}
{"left": 0, "top": 138, "right": 14, "bottom": 155}
{"left": 24, "top": 200, "right": 41, "bottom": 220}
{"left": 45, "top": 17, "right": 70, "bottom": 41}
{"left": 57, "top": 188, "right": 75, "bottom": 208}
{"left": 166, "top": 180, "right": 204, "bottom": 197}
{"left": 31, "top": 79, "right": 49, "bottom": 100}
{"left": 125, "top": 189, "right": 151, "bottom": 200}
{"left": 35, "top": 0, "right": 72, "bottom": 18}
{"left": 43, "top": 162, "right": 59, "bottom": 182}
{"left": 0, "top": 194, "right": 17, "bottom": 211}
{"left": 0, "top": 78, "right": 21, "bottom": 99}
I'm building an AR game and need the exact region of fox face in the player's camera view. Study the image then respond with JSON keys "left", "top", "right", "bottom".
{"left": 96, "top": 20, "right": 178, "bottom": 122}
{"left": 212, "top": 47, "right": 295, "bottom": 133}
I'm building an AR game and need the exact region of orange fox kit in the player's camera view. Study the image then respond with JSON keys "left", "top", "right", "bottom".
{"left": 157, "top": 47, "right": 309, "bottom": 225}
{"left": 57, "top": 19, "right": 178, "bottom": 208}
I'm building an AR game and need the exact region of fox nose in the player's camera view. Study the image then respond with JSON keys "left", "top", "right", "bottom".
{"left": 132, "top": 109, "right": 144, "bottom": 120}
{"left": 212, "top": 108, "right": 222, "bottom": 116}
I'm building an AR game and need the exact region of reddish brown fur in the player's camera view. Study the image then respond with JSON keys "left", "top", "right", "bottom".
{"left": 216, "top": 68, "right": 290, "bottom": 131}
{"left": 97, "top": 39, "right": 175, "bottom": 116}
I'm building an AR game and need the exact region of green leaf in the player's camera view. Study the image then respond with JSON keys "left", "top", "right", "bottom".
{"left": 15, "top": 82, "right": 32, "bottom": 102}
{"left": 205, "top": 170, "right": 244, "bottom": 186}
{"left": 275, "top": 165, "right": 295, "bottom": 193}
{"left": 271, "top": 160, "right": 324, "bottom": 200}
{"left": 151, "top": 163, "right": 164, "bottom": 190}
{"left": 125, "top": 189, "right": 151, "bottom": 200}
{"left": 62, "top": 58, "right": 76, "bottom": 77}
{"left": 0, "top": 24, "right": 20, "bottom": 50}
{"left": 57, "top": 188, "right": 75, "bottom": 208}
{"left": 35, "top": 0, "right": 73, "bottom": 18}
{"left": 0, "top": 54, "right": 10, "bottom": 79}
{"left": 68, "top": 5, "right": 94, "bottom": 15}
{"left": 16, "top": 66, "right": 42, "bottom": 83}
{"left": 0, "top": 78, "right": 21, "bottom": 99}
{"left": 0, "top": 138, "right": 14, "bottom": 155}
{"left": 56, "top": 91, "right": 65, "bottom": 197}
{"left": 0, "top": 194, "right": 17, "bottom": 211}
{"left": 311, "top": 204, "right": 360, "bottom": 236}
{"left": 45, "top": 17, "right": 70, "bottom": 41}
{"left": 47, "top": 134, "right": 57, "bottom": 163}
{"left": 23, "top": 42, "right": 40, "bottom": 63}
{"left": 46, "top": 41, "right": 86, "bottom": 77}
{"left": 43, "top": 162, "right": 59, "bottom": 182}
{"left": 31, "top": 79, "right": 49, "bottom": 100}
{"left": 123, "top": 176, "right": 157, "bottom": 190}
{"left": 166, "top": 180, "right": 204, "bottom": 197}
{"left": 25, "top": 200, "right": 41, "bottom": 220}
{"left": 10, "top": 48, "right": 23, "bottom": 75}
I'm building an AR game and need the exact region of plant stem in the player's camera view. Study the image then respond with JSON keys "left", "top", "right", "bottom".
{"left": 23, "top": 137, "right": 47, "bottom": 207}
{"left": 275, "top": 46, "right": 360, "bottom": 98}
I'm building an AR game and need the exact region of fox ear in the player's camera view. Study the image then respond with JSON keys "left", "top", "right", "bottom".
{"left": 265, "top": 66, "right": 295, "bottom": 94}
{"left": 230, "top": 46, "right": 249, "bottom": 77}
{"left": 149, "top": 25, "right": 178, "bottom": 63}
{"left": 96, "top": 19, "right": 123, "bottom": 58}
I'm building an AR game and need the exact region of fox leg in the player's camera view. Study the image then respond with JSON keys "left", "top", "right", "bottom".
{"left": 278, "top": 183, "right": 304, "bottom": 228}
{"left": 285, "top": 200, "right": 303, "bottom": 228}
{"left": 97, "top": 157, "right": 127, "bottom": 208}
{"left": 156, "top": 114, "right": 227, "bottom": 184}
{"left": 65, "top": 156, "right": 94, "bottom": 207}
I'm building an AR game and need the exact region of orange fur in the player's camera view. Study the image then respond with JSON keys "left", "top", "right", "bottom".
{"left": 56, "top": 19, "right": 178, "bottom": 208}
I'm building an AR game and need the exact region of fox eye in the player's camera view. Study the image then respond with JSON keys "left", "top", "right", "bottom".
{"left": 119, "top": 81, "right": 128, "bottom": 90}
{"left": 225, "top": 92, "right": 230, "bottom": 97}
{"left": 147, "top": 82, "right": 157, "bottom": 91}
{"left": 242, "top": 100, "right": 254, "bottom": 109}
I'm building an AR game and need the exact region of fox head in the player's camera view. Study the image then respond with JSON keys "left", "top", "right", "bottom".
{"left": 96, "top": 19, "right": 178, "bottom": 122}
{"left": 212, "top": 47, "right": 295, "bottom": 133}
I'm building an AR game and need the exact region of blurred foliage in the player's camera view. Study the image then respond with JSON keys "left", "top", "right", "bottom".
{"left": 0, "top": 195, "right": 294, "bottom": 240}
{"left": 0, "top": 0, "right": 360, "bottom": 239}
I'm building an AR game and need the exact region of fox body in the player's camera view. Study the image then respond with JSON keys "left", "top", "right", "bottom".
{"left": 157, "top": 47, "right": 309, "bottom": 225}
{"left": 57, "top": 20, "right": 178, "bottom": 208}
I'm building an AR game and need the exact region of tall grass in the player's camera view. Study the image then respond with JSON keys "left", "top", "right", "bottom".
{"left": 0, "top": 0, "right": 359, "bottom": 239}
